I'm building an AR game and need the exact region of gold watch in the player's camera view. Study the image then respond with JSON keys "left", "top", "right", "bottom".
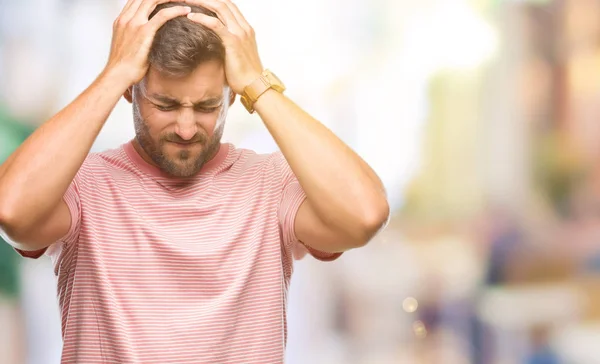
{"left": 240, "top": 69, "right": 286, "bottom": 114}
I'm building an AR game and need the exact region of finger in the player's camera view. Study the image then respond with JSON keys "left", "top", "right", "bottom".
{"left": 119, "top": 0, "right": 144, "bottom": 22}
{"left": 146, "top": 5, "right": 192, "bottom": 32}
{"left": 182, "top": 0, "right": 242, "bottom": 32}
{"left": 186, "top": 12, "right": 230, "bottom": 38}
{"left": 135, "top": 0, "right": 176, "bottom": 22}
{"left": 121, "top": 0, "right": 140, "bottom": 14}
{"left": 221, "top": 0, "right": 253, "bottom": 34}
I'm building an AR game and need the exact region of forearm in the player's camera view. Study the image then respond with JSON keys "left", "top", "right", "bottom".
{"left": 0, "top": 68, "right": 129, "bottom": 228}
{"left": 255, "top": 90, "right": 389, "bottom": 236}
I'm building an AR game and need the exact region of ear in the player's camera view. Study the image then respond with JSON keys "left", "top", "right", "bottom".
{"left": 229, "top": 90, "right": 236, "bottom": 106}
{"left": 123, "top": 87, "right": 133, "bottom": 104}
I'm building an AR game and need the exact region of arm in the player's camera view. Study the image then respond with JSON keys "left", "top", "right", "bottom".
{"left": 256, "top": 91, "right": 389, "bottom": 252}
{"left": 0, "top": 71, "right": 126, "bottom": 250}
{"left": 186, "top": 0, "right": 390, "bottom": 253}
{"left": 0, "top": 1, "right": 192, "bottom": 251}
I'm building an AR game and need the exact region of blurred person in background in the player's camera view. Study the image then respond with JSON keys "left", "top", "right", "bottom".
{"left": 526, "top": 325, "right": 560, "bottom": 364}
{"left": 0, "top": 1, "right": 389, "bottom": 363}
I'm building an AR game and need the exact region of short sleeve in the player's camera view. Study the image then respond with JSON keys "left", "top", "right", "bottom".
{"left": 273, "top": 152, "right": 342, "bottom": 262}
{"left": 12, "top": 176, "right": 82, "bottom": 260}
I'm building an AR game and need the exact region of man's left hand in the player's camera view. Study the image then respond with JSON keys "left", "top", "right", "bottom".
{"left": 184, "top": 0, "right": 263, "bottom": 94}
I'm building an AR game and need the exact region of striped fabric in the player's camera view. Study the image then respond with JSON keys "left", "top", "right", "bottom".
{"left": 18, "top": 141, "right": 340, "bottom": 363}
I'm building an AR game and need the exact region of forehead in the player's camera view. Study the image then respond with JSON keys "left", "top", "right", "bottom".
{"left": 144, "top": 61, "right": 226, "bottom": 101}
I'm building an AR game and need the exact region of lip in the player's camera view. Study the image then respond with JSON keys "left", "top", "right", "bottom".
{"left": 168, "top": 141, "right": 200, "bottom": 147}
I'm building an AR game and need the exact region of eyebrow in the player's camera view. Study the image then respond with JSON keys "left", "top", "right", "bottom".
{"left": 148, "top": 94, "right": 223, "bottom": 107}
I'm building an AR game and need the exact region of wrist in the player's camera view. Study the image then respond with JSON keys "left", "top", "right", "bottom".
{"left": 99, "top": 65, "right": 138, "bottom": 92}
{"left": 240, "top": 70, "right": 286, "bottom": 114}
{"left": 253, "top": 88, "right": 281, "bottom": 113}
{"left": 239, "top": 71, "right": 262, "bottom": 91}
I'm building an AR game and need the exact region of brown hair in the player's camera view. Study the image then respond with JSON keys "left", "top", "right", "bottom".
{"left": 148, "top": 3, "right": 225, "bottom": 77}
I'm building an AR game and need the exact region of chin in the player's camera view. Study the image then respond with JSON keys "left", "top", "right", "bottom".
{"left": 165, "top": 164, "right": 201, "bottom": 178}
{"left": 170, "top": 156, "right": 206, "bottom": 176}
{"left": 172, "top": 170, "right": 198, "bottom": 178}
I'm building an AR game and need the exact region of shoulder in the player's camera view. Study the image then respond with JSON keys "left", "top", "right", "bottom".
{"left": 218, "top": 146, "right": 293, "bottom": 191}
{"left": 226, "top": 144, "right": 285, "bottom": 174}
{"left": 76, "top": 145, "right": 135, "bottom": 184}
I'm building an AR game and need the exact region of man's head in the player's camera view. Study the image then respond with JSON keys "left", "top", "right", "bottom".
{"left": 124, "top": 3, "right": 233, "bottom": 178}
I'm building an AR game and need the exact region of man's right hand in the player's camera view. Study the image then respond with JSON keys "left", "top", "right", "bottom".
{"left": 105, "top": 0, "right": 191, "bottom": 86}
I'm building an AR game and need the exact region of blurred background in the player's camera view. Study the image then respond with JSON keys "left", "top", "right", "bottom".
{"left": 3, "top": 0, "right": 600, "bottom": 363}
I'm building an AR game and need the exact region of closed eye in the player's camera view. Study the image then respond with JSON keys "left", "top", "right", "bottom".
{"left": 194, "top": 105, "right": 221, "bottom": 114}
{"left": 155, "top": 104, "right": 178, "bottom": 112}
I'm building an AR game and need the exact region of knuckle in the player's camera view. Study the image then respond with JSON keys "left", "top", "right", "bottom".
{"left": 209, "top": 19, "right": 221, "bottom": 29}
{"left": 114, "top": 17, "right": 126, "bottom": 28}
{"left": 125, "top": 22, "right": 136, "bottom": 31}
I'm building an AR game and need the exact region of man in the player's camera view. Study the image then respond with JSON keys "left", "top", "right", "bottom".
{"left": 0, "top": 0, "right": 389, "bottom": 362}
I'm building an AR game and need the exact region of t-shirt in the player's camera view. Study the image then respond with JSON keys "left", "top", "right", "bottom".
{"left": 17, "top": 141, "right": 341, "bottom": 363}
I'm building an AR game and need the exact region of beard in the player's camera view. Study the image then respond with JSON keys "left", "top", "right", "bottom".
{"left": 132, "top": 105, "right": 224, "bottom": 178}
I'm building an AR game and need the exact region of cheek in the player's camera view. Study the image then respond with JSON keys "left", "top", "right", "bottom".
{"left": 196, "top": 112, "right": 223, "bottom": 136}
{"left": 143, "top": 110, "right": 175, "bottom": 134}
{"left": 135, "top": 103, "right": 167, "bottom": 134}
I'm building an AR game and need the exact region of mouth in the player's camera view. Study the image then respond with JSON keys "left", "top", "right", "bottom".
{"left": 168, "top": 141, "right": 201, "bottom": 147}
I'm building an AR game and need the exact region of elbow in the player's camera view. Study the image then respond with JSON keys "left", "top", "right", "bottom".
{"left": 0, "top": 207, "right": 17, "bottom": 246}
{"left": 0, "top": 185, "right": 16, "bottom": 231}
{"left": 364, "top": 198, "right": 391, "bottom": 239}
{"left": 0, "top": 188, "right": 52, "bottom": 252}
{"left": 0, "top": 203, "right": 45, "bottom": 252}
{"left": 0, "top": 203, "right": 20, "bottom": 241}
{"left": 0, "top": 199, "right": 31, "bottom": 243}
{"left": 0, "top": 201, "right": 13, "bottom": 232}
{"left": 351, "top": 198, "right": 390, "bottom": 248}
{"left": 0, "top": 185, "right": 31, "bottom": 237}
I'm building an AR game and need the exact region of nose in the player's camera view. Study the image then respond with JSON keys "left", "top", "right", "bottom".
{"left": 175, "top": 107, "right": 198, "bottom": 141}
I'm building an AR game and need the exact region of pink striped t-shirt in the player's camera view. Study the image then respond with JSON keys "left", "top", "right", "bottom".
{"left": 18, "top": 141, "right": 340, "bottom": 363}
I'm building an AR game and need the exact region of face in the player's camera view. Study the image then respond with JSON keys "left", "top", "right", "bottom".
{"left": 126, "top": 60, "right": 233, "bottom": 178}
